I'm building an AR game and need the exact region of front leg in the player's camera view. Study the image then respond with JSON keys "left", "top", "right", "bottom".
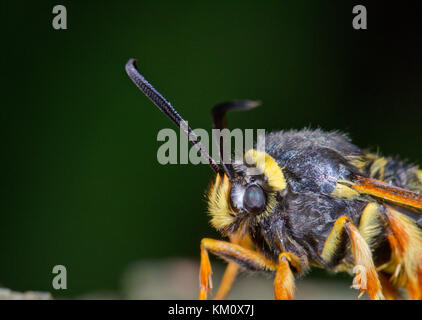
{"left": 213, "top": 233, "right": 254, "bottom": 300}
{"left": 199, "top": 238, "right": 276, "bottom": 300}
{"left": 199, "top": 238, "right": 303, "bottom": 300}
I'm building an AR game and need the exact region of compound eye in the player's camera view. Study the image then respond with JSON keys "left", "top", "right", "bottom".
{"left": 243, "top": 184, "right": 266, "bottom": 214}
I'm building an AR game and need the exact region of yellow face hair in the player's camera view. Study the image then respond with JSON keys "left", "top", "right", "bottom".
{"left": 207, "top": 174, "right": 235, "bottom": 231}
{"left": 244, "top": 149, "right": 286, "bottom": 191}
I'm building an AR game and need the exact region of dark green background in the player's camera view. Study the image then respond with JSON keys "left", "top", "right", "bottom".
{"left": 1, "top": 1, "right": 421, "bottom": 297}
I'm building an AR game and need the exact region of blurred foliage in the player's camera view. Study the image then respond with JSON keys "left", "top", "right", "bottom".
{"left": 1, "top": 1, "right": 421, "bottom": 297}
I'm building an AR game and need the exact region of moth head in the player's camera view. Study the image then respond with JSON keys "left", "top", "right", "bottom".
{"left": 207, "top": 149, "right": 287, "bottom": 235}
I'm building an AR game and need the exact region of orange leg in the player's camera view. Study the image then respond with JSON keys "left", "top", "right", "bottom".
{"left": 213, "top": 262, "right": 239, "bottom": 300}
{"left": 199, "top": 238, "right": 276, "bottom": 300}
{"left": 321, "top": 216, "right": 384, "bottom": 300}
{"left": 383, "top": 205, "right": 422, "bottom": 300}
{"left": 378, "top": 272, "right": 401, "bottom": 300}
{"left": 274, "top": 252, "right": 301, "bottom": 300}
{"left": 213, "top": 233, "right": 254, "bottom": 300}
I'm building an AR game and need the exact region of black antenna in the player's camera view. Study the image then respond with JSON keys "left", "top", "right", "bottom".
{"left": 125, "top": 59, "right": 220, "bottom": 174}
{"left": 211, "top": 100, "right": 261, "bottom": 179}
{"left": 212, "top": 100, "right": 260, "bottom": 132}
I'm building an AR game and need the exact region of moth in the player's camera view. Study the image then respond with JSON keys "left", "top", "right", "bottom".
{"left": 126, "top": 59, "right": 422, "bottom": 300}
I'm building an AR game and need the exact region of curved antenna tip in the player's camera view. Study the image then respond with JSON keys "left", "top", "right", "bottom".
{"left": 125, "top": 58, "right": 138, "bottom": 74}
{"left": 125, "top": 57, "right": 221, "bottom": 174}
{"left": 247, "top": 100, "right": 262, "bottom": 109}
